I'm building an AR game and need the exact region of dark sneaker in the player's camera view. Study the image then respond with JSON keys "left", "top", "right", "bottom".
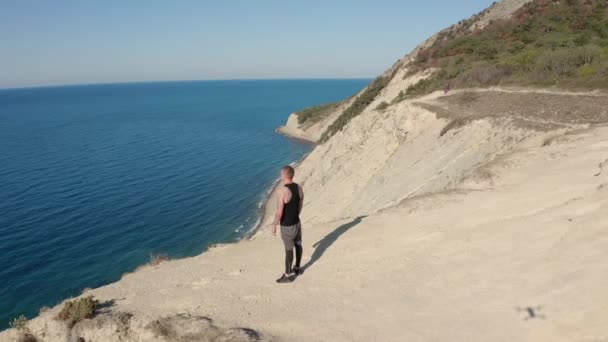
{"left": 292, "top": 267, "right": 301, "bottom": 275}
{"left": 276, "top": 274, "right": 293, "bottom": 283}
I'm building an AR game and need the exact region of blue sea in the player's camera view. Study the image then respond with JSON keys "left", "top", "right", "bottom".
{"left": 0, "top": 79, "right": 368, "bottom": 329}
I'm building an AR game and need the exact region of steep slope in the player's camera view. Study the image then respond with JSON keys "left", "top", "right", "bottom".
{"left": 277, "top": 90, "right": 363, "bottom": 143}
{"left": 286, "top": 86, "right": 608, "bottom": 224}
{"left": 278, "top": 0, "right": 538, "bottom": 144}
{"left": 275, "top": 0, "right": 608, "bottom": 224}
{"left": 401, "top": 0, "right": 608, "bottom": 98}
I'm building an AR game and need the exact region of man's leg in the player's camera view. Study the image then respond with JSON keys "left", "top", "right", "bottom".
{"left": 285, "top": 249, "right": 293, "bottom": 275}
{"left": 294, "top": 223, "right": 303, "bottom": 272}
{"left": 294, "top": 244, "right": 302, "bottom": 269}
{"left": 277, "top": 225, "right": 296, "bottom": 283}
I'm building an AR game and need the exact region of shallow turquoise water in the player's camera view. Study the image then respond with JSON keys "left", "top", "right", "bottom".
{"left": 0, "top": 79, "right": 369, "bottom": 329}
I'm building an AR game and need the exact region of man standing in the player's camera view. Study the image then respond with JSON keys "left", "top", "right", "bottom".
{"left": 271, "top": 165, "right": 304, "bottom": 283}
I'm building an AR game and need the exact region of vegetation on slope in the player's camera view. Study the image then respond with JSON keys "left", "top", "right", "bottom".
{"left": 295, "top": 102, "right": 340, "bottom": 125}
{"left": 319, "top": 73, "right": 395, "bottom": 143}
{"left": 55, "top": 296, "right": 99, "bottom": 327}
{"left": 9, "top": 315, "right": 37, "bottom": 342}
{"left": 397, "top": 0, "right": 608, "bottom": 101}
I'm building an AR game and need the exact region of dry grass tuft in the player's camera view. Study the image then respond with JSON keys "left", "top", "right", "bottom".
{"left": 9, "top": 315, "right": 28, "bottom": 331}
{"left": 55, "top": 296, "right": 99, "bottom": 327}
{"left": 9, "top": 315, "right": 38, "bottom": 342}
{"left": 147, "top": 314, "right": 263, "bottom": 342}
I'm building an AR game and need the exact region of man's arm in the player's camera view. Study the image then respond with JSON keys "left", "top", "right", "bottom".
{"left": 271, "top": 189, "right": 285, "bottom": 235}
{"left": 298, "top": 185, "right": 304, "bottom": 215}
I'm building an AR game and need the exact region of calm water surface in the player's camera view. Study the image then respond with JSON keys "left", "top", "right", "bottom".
{"left": 0, "top": 79, "right": 369, "bottom": 328}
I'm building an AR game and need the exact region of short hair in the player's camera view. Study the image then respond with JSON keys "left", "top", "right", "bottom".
{"left": 281, "top": 165, "right": 295, "bottom": 179}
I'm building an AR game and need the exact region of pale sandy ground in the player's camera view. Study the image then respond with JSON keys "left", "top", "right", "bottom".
{"left": 4, "top": 124, "right": 608, "bottom": 342}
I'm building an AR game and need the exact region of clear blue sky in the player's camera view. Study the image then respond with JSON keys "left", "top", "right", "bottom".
{"left": 0, "top": 1, "right": 495, "bottom": 89}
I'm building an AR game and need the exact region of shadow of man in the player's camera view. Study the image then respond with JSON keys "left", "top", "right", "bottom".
{"left": 301, "top": 215, "right": 367, "bottom": 273}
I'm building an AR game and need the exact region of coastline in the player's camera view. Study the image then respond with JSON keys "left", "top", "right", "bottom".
{"left": 0, "top": 123, "right": 311, "bottom": 333}
{"left": 274, "top": 112, "right": 319, "bottom": 144}
{"left": 275, "top": 126, "right": 317, "bottom": 145}
{"left": 244, "top": 117, "right": 317, "bottom": 239}
{"left": 244, "top": 178, "right": 281, "bottom": 239}
{"left": 245, "top": 143, "right": 313, "bottom": 240}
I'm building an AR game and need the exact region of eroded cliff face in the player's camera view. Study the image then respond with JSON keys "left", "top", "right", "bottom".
{"left": 277, "top": 89, "right": 363, "bottom": 143}
{"left": 289, "top": 73, "right": 542, "bottom": 225}
{"left": 279, "top": 0, "right": 608, "bottom": 225}
{"left": 288, "top": 61, "right": 608, "bottom": 224}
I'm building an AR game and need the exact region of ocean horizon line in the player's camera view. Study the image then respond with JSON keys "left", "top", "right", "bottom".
{"left": 0, "top": 77, "right": 373, "bottom": 92}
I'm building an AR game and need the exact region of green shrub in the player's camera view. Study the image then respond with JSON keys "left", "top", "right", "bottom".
{"left": 574, "top": 34, "right": 591, "bottom": 46}
{"left": 535, "top": 45, "right": 602, "bottom": 81}
{"left": 578, "top": 64, "right": 596, "bottom": 77}
{"left": 407, "top": 0, "right": 608, "bottom": 94}
{"left": 55, "top": 296, "right": 99, "bottom": 327}
{"left": 509, "top": 41, "right": 526, "bottom": 53}
{"left": 406, "top": 78, "right": 435, "bottom": 97}
{"left": 506, "top": 48, "right": 543, "bottom": 72}
{"left": 477, "top": 41, "right": 499, "bottom": 60}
